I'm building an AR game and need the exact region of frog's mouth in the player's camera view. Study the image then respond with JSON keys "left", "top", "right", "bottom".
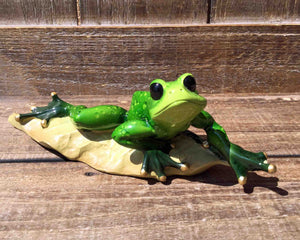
{"left": 151, "top": 100, "right": 204, "bottom": 124}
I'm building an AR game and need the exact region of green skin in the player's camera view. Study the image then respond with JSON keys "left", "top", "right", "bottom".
{"left": 18, "top": 73, "right": 276, "bottom": 184}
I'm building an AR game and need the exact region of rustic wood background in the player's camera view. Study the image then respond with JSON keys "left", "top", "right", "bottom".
{"left": 1, "top": 0, "right": 299, "bottom": 26}
{"left": 0, "top": 25, "right": 299, "bottom": 96}
{"left": 0, "top": 0, "right": 299, "bottom": 96}
{"left": 0, "top": 0, "right": 299, "bottom": 239}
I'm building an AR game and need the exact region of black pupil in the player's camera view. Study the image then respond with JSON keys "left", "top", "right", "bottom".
{"left": 183, "top": 76, "right": 196, "bottom": 92}
{"left": 150, "top": 83, "right": 163, "bottom": 100}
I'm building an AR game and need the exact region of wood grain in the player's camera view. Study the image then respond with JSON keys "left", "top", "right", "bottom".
{"left": 0, "top": 160, "right": 298, "bottom": 240}
{"left": 0, "top": 0, "right": 77, "bottom": 25}
{"left": 211, "top": 0, "right": 300, "bottom": 23}
{"left": 0, "top": 94, "right": 299, "bottom": 239}
{"left": 79, "top": 0, "right": 208, "bottom": 25}
{"left": 0, "top": 25, "right": 299, "bottom": 96}
{"left": 1, "top": 1, "right": 300, "bottom": 26}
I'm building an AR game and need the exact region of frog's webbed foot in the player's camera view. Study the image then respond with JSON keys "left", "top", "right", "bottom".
{"left": 229, "top": 144, "right": 277, "bottom": 185}
{"left": 15, "top": 92, "right": 75, "bottom": 128}
{"left": 141, "top": 150, "right": 189, "bottom": 182}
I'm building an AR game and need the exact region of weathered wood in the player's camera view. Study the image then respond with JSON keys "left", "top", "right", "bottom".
{"left": 211, "top": 0, "right": 300, "bottom": 23}
{"left": 0, "top": 159, "right": 298, "bottom": 239}
{"left": 1, "top": 94, "right": 299, "bottom": 239}
{"left": 0, "top": 158, "right": 298, "bottom": 240}
{"left": 0, "top": 0, "right": 77, "bottom": 25}
{"left": 0, "top": 25, "right": 299, "bottom": 96}
{"left": 79, "top": 0, "right": 208, "bottom": 25}
{"left": 2, "top": 108, "right": 300, "bottom": 239}
{"left": 1, "top": 1, "right": 300, "bottom": 26}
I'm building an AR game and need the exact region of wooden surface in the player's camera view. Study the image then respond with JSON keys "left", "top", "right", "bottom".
{"left": 0, "top": 0, "right": 77, "bottom": 25}
{"left": 0, "top": 0, "right": 208, "bottom": 26}
{"left": 79, "top": 0, "right": 208, "bottom": 25}
{"left": 211, "top": 0, "right": 300, "bottom": 23}
{"left": 1, "top": 1, "right": 300, "bottom": 26}
{"left": 0, "top": 25, "right": 299, "bottom": 96}
{"left": 1, "top": 94, "right": 299, "bottom": 239}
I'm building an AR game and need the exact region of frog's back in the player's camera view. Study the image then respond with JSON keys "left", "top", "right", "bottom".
{"left": 127, "top": 91, "right": 151, "bottom": 121}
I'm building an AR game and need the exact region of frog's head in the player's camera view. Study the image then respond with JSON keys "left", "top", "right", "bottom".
{"left": 148, "top": 73, "right": 206, "bottom": 133}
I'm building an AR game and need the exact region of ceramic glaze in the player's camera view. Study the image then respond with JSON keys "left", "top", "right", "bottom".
{"left": 14, "top": 73, "right": 276, "bottom": 184}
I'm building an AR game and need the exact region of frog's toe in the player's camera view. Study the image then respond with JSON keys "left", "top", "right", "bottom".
{"left": 230, "top": 161, "right": 248, "bottom": 185}
{"left": 249, "top": 153, "right": 277, "bottom": 174}
{"left": 180, "top": 163, "right": 189, "bottom": 171}
{"left": 140, "top": 168, "right": 148, "bottom": 177}
{"left": 238, "top": 176, "right": 247, "bottom": 186}
{"left": 141, "top": 152, "right": 150, "bottom": 176}
{"left": 159, "top": 175, "right": 167, "bottom": 182}
{"left": 41, "top": 119, "right": 48, "bottom": 128}
{"left": 268, "top": 164, "right": 277, "bottom": 173}
{"left": 141, "top": 150, "right": 188, "bottom": 181}
{"left": 30, "top": 106, "right": 37, "bottom": 111}
{"left": 160, "top": 152, "right": 189, "bottom": 172}
{"left": 15, "top": 114, "right": 21, "bottom": 122}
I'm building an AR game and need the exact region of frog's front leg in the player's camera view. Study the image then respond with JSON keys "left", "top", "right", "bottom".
{"left": 192, "top": 111, "right": 277, "bottom": 185}
{"left": 16, "top": 92, "right": 127, "bottom": 130}
{"left": 112, "top": 121, "right": 189, "bottom": 181}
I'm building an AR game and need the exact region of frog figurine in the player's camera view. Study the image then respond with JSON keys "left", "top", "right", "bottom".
{"left": 14, "top": 73, "right": 276, "bottom": 185}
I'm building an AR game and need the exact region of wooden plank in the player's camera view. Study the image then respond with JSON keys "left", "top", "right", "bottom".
{"left": 211, "top": 0, "right": 300, "bottom": 23}
{"left": 0, "top": 25, "right": 299, "bottom": 96}
{"left": 0, "top": 159, "right": 298, "bottom": 239}
{"left": 0, "top": 0, "right": 77, "bottom": 25}
{"left": 79, "top": 0, "right": 208, "bottom": 25}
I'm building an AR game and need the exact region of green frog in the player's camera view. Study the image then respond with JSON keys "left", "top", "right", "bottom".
{"left": 16, "top": 73, "right": 276, "bottom": 185}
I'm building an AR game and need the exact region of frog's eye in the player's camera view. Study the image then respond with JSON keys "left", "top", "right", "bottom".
{"left": 150, "top": 83, "right": 163, "bottom": 100}
{"left": 183, "top": 75, "right": 196, "bottom": 92}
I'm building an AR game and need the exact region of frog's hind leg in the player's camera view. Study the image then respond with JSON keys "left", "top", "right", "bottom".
{"left": 16, "top": 92, "right": 127, "bottom": 131}
{"left": 16, "top": 92, "right": 84, "bottom": 128}
{"left": 70, "top": 105, "right": 127, "bottom": 131}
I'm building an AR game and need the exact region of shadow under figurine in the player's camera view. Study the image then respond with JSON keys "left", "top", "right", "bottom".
{"left": 9, "top": 73, "right": 277, "bottom": 185}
